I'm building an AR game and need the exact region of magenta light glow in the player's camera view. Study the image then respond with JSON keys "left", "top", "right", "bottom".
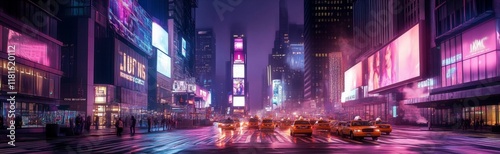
{"left": 234, "top": 38, "right": 243, "bottom": 51}
{"left": 7, "top": 30, "right": 50, "bottom": 66}
{"left": 462, "top": 20, "right": 496, "bottom": 60}
{"left": 233, "top": 52, "right": 245, "bottom": 63}
{"left": 367, "top": 24, "right": 420, "bottom": 91}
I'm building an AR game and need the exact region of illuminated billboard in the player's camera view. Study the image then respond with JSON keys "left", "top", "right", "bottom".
{"left": 234, "top": 38, "right": 243, "bottom": 51}
{"left": 172, "top": 80, "right": 187, "bottom": 92}
{"left": 233, "top": 79, "right": 245, "bottom": 95}
{"left": 367, "top": 24, "right": 420, "bottom": 91}
{"left": 109, "top": 0, "right": 152, "bottom": 55}
{"left": 233, "top": 64, "right": 245, "bottom": 78}
{"left": 233, "top": 96, "right": 245, "bottom": 107}
{"left": 344, "top": 62, "right": 362, "bottom": 92}
{"left": 152, "top": 22, "right": 168, "bottom": 54}
{"left": 233, "top": 52, "right": 245, "bottom": 64}
{"left": 182, "top": 38, "right": 187, "bottom": 57}
{"left": 272, "top": 80, "right": 282, "bottom": 106}
{"left": 157, "top": 51, "right": 171, "bottom": 78}
{"left": 116, "top": 39, "right": 147, "bottom": 93}
{"left": 7, "top": 29, "right": 50, "bottom": 66}
{"left": 462, "top": 20, "right": 496, "bottom": 60}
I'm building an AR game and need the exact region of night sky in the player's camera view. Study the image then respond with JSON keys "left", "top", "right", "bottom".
{"left": 196, "top": 0, "right": 304, "bottom": 112}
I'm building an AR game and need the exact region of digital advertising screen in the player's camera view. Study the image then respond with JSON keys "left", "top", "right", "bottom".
{"left": 233, "top": 64, "right": 245, "bottom": 78}
{"left": 344, "top": 62, "right": 362, "bottom": 92}
{"left": 272, "top": 80, "right": 282, "bottom": 106}
{"left": 7, "top": 29, "right": 50, "bottom": 66}
{"left": 172, "top": 80, "right": 187, "bottom": 92}
{"left": 462, "top": 20, "right": 496, "bottom": 60}
{"left": 234, "top": 38, "right": 243, "bottom": 51}
{"left": 182, "top": 38, "right": 187, "bottom": 57}
{"left": 152, "top": 22, "right": 168, "bottom": 54}
{"left": 109, "top": 0, "right": 153, "bottom": 56}
{"left": 233, "top": 52, "right": 245, "bottom": 64}
{"left": 115, "top": 39, "right": 148, "bottom": 93}
{"left": 233, "top": 96, "right": 245, "bottom": 107}
{"left": 233, "top": 79, "right": 245, "bottom": 95}
{"left": 367, "top": 24, "right": 420, "bottom": 91}
{"left": 157, "top": 51, "right": 171, "bottom": 78}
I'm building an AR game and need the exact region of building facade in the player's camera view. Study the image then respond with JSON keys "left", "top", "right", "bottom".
{"left": 230, "top": 34, "right": 248, "bottom": 116}
{"left": 304, "top": 0, "right": 353, "bottom": 115}
{"left": 0, "top": 0, "right": 63, "bottom": 128}
{"left": 195, "top": 29, "right": 216, "bottom": 105}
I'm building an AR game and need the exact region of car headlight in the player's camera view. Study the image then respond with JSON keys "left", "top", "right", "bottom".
{"left": 354, "top": 129, "right": 361, "bottom": 132}
{"left": 375, "top": 129, "right": 380, "bottom": 132}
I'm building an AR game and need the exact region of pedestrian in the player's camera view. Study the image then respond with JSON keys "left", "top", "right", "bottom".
{"left": 130, "top": 116, "right": 136, "bottom": 135}
{"left": 147, "top": 117, "right": 152, "bottom": 132}
{"left": 75, "top": 114, "right": 82, "bottom": 135}
{"left": 162, "top": 118, "right": 166, "bottom": 131}
{"left": 95, "top": 115, "right": 99, "bottom": 130}
{"left": 118, "top": 118, "right": 124, "bottom": 136}
{"left": 85, "top": 116, "right": 91, "bottom": 133}
{"left": 69, "top": 117, "right": 74, "bottom": 135}
{"left": 480, "top": 119, "right": 484, "bottom": 130}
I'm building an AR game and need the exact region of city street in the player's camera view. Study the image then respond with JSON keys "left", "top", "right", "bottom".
{"left": 1, "top": 125, "right": 499, "bottom": 153}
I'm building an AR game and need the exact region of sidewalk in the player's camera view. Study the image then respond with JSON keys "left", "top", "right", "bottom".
{"left": 393, "top": 125, "right": 500, "bottom": 137}
{"left": 0, "top": 125, "right": 202, "bottom": 143}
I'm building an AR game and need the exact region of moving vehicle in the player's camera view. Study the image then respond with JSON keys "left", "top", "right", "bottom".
{"left": 330, "top": 121, "right": 347, "bottom": 136}
{"left": 248, "top": 118, "right": 260, "bottom": 129}
{"left": 341, "top": 120, "right": 381, "bottom": 141}
{"left": 314, "top": 120, "right": 330, "bottom": 131}
{"left": 290, "top": 120, "right": 312, "bottom": 136}
{"left": 372, "top": 121, "right": 392, "bottom": 135}
{"left": 234, "top": 119, "right": 241, "bottom": 128}
{"left": 260, "top": 119, "right": 275, "bottom": 130}
{"left": 220, "top": 119, "right": 236, "bottom": 130}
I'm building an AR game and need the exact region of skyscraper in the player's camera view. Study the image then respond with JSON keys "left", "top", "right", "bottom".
{"left": 195, "top": 29, "right": 216, "bottom": 106}
{"left": 304, "top": 0, "right": 353, "bottom": 114}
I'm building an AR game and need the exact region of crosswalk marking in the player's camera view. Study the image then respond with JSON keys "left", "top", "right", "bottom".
{"left": 274, "top": 134, "right": 285, "bottom": 143}
{"left": 256, "top": 136, "right": 261, "bottom": 143}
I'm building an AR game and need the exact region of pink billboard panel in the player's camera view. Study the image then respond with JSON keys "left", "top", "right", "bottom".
{"left": 462, "top": 20, "right": 496, "bottom": 60}
{"left": 344, "top": 62, "right": 362, "bottom": 92}
{"left": 234, "top": 52, "right": 245, "bottom": 63}
{"left": 7, "top": 29, "right": 50, "bottom": 66}
{"left": 367, "top": 24, "right": 420, "bottom": 91}
{"left": 234, "top": 38, "right": 243, "bottom": 51}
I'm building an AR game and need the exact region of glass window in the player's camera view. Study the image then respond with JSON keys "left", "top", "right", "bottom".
{"left": 463, "top": 59, "right": 471, "bottom": 83}
{"left": 441, "top": 43, "right": 446, "bottom": 66}
{"left": 456, "top": 35, "right": 462, "bottom": 61}
{"left": 446, "top": 65, "right": 451, "bottom": 86}
{"left": 450, "top": 38, "right": 456, "bottom": 63}
{"left": 457, "top": 62, "right": 463, "bottom": 84}
{"left": 442, "top": 67, "right": 446, "bottom": 87}
{"left": 470, "top": 57, "right": 478, "bottom": 81}
{"left": 478, "top": 54, "right": 486, "bottom": 80}
{"left": 451, "top": 64, "right": 457, "bottom": 85}
{"left": 487, "top": 51, "right": 497, "bottom": 78}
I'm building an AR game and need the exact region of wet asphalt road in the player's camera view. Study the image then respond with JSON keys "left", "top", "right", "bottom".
{"left": 1, "top": 124, "right": 499, "bottom": 154}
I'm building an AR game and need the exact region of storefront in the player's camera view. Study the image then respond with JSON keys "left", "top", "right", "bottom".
{"left": 0, "top": 26, "right": 63, "bottom": 128}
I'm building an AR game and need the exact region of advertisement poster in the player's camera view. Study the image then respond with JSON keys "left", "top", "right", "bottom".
{"left": 233, "top": 79, "right": 245, "bottom": 95}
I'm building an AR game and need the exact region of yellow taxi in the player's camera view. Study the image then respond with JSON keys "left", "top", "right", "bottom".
{"left": 372, "top": 121, "right": 392, "bottom": 135}
{"left": 248, "top": 118, "right": 260, "bottom": 129}
{"left": 234, "top": 119, "right": 241, "bottom": 128}
{"left": 260, "top": 119, "right": 275, "bottom": 130}
{"left": 330, "top": 121, "right": 347, "bottom": 136}
{"left": 290, "top": 120, "right": 312, "bottom": 136}
{"left": 340, "top": 120, "right": 381, "bottom": 140}
{"left": 314, "top": 120, "right": 330, "bottom": 131}
{"left": 219, "top": 119, "right": 236, "bottom": 130}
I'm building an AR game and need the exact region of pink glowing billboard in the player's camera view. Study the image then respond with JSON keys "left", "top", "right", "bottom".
{"left": 367, "top": 24, "right": 420, "bottom": 91}
{"left": 344, "top": 62, "right": 362, "bottom": 92}
{"left": 462, "top": 20, "right": 496, "bottom": 60}
{"left": 234, "top": 38, "right": 243, "bottom": 51}
{"left": 109, "top": 0, "right": 152, "bottom": 55}
{"left": 7, "top": 29, "right": 50, "bottom": 66}
{"left": 233, "top": 52, "right": 245, "bottom": 64}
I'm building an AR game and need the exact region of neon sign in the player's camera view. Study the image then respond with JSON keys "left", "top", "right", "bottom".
{"left": 470, "top": 37, "right": 488, "bottom": 54}
{"left": 119, "top": 52, "right": 146, "bottom": 85}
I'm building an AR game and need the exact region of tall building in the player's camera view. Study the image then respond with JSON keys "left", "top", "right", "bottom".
{"left": 343, "top": 0, "right": 433, "bottom": 123}
{"left": 168, "top": 0, "right": 197, "bottom": 80}
{"left": 304, "top": 0, "right": 353, "bottom": 114}
{"left": 195, "top": 29, "right": 216, "bottom": 103}
{"left": 230, "top": 34, "right": 247, "bottom": 116}
{"left": 0, "top": 0, "right": 63, "bottom": 128}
